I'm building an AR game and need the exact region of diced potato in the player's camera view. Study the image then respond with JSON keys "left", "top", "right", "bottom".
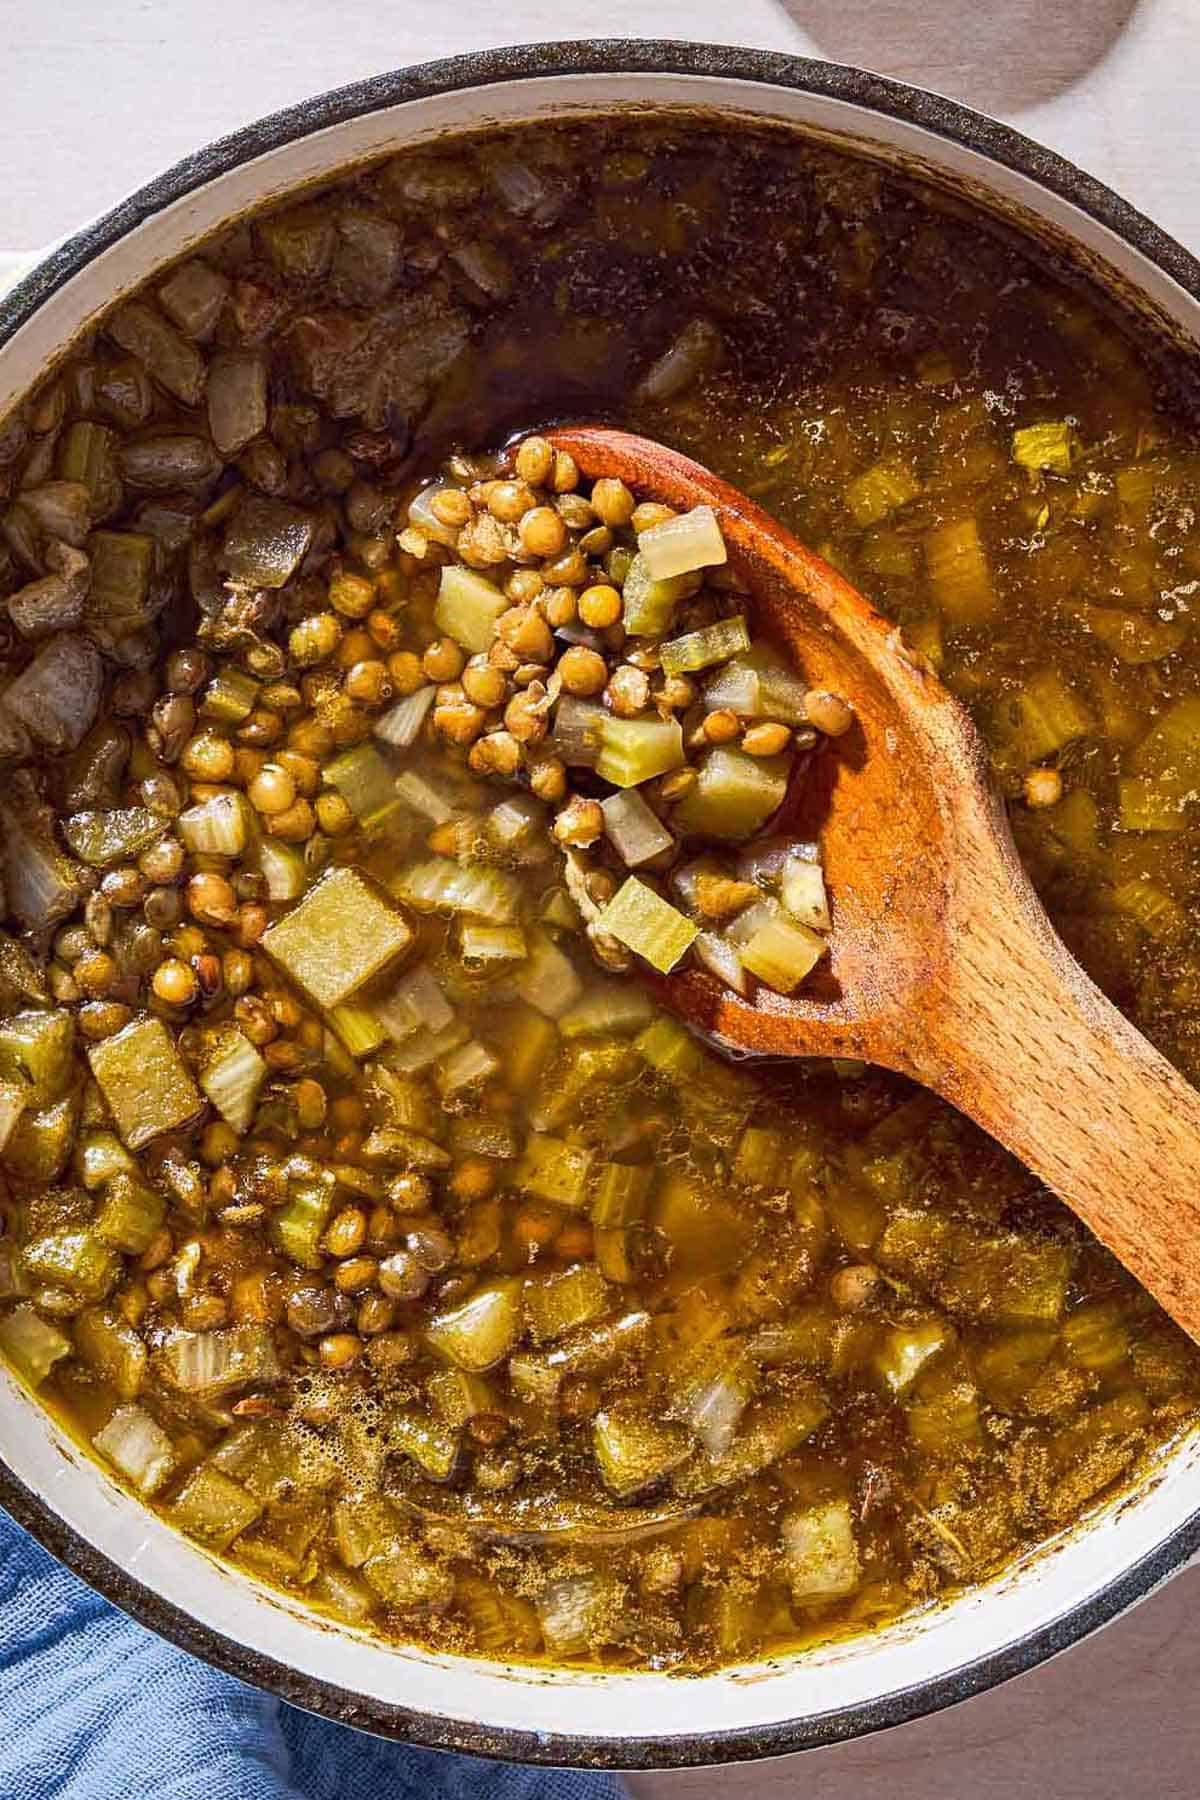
{"left": 426, "top": 1277, "right": 524, "bottom": 1371}
{"left": 526, "top": 1263, "right": 612, "bottom": 1342}
{"left": 845, "top": 456, "right": 920, "bottom": 526}
{"left": 262, "top": 865, "right": 413, "bottom": 1010}
{"left": 168, "top": 1464, "right": 263, "bottom": 1549}
{"left": 740, "top": 915, "right": 827, "bottom": 993}
{"left": 1011, "top": 422, "right": 1080, "bottom": 475}
{"left": 87, "top": 1016, "right": 204, "bottom": 1151}
{"left": 434, "top": 564, "right": 507, "bottom": 652}
{"left": 671, "top": 748, "right": 790, "bottom": 841}
{"left": 781, "top": 1499, "right": 861, "bottom": 1604}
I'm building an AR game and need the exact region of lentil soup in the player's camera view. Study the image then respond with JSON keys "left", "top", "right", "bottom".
{"left": 0, "top": 116, "right": 1199, "bottom": 1674}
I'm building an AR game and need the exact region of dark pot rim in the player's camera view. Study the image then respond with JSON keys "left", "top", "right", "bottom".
{"left": 2, "top": 38, "right": 1199, "bottom": 1772}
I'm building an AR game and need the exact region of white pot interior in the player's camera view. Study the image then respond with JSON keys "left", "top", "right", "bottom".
{"left": 3, "top": 64, "right": 1200, "bottom": 1761}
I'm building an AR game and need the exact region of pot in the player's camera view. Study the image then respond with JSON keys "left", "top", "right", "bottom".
{"left": 2, "top": 39, "right": 1199, "bottom": 1773}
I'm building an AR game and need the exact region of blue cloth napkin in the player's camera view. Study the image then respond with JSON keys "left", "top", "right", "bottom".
{"left": 0, "top": 1505, "right": 628, "bottom": 1800}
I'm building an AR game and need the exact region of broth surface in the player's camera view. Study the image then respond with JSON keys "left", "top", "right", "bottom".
{"left": 1, "top": 117, "right": 1199, "bottom": 1672}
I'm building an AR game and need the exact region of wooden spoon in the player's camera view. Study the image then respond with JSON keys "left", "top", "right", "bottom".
{"left": 547, "top": 424, "right": 1200, "bottom": 1342}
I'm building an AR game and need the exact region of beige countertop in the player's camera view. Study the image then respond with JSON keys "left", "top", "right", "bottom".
{"left": 1, "top": 2, "right": 1198, "bottom": 1793}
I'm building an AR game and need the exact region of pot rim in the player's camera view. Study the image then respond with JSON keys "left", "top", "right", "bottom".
{"left": 2, "top": 37, "right": 1200, "bottom": 1771}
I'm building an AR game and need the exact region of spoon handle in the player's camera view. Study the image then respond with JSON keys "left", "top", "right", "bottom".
{"left": 920, "top": 886, "right": 1200, "bottom": 1341}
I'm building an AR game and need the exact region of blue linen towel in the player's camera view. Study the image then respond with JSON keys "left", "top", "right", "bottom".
{"left": 0, "top": 1505, "right": 629, "bottom": 1800}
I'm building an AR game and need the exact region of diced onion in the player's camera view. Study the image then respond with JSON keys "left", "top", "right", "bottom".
{"left": 638, "top": 504, "right": 727, "bottom": 580}
{"left": 600, "top": 789, "right": 673, "bottom": 867}
{"left": 374, "top": 685, "right": 437, "bottom": 749}
{"left": 94, "top": 1404, "right": 176, "bottom": 1496}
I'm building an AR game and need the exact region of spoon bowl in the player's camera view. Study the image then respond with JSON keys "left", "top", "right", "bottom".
{"left": 549, "top": 424, "right": 1200, "bottom": 1342}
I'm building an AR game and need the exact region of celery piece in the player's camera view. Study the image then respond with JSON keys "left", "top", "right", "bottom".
{"left": 200, "top": 1031, "right": 268, "bottom": 1134}
{"left": 508, "top": 1310, "right": 651, "bottom": 1405}
{"left": 1112, "top": 877, "right": 1188, "bottom": 943}
{"left": 1130, "top": 696, "right": 1200, "bottom": 782}
{"left": 517, "top": 1133, "right": 594, "bottom": 1208}
{"left": 327, "top": 1001, "right": 387, "bottom": 1058}
{"left": 88, "top": 530, "right": 155, "bottom": 619}
{"left": 781, "top": 853, "right": 831, "bottom": 931}
{"left": 593, "top": 1403, "right": 692, "bottom": 1498}
{"left": 262, "top": 866, "right": 413, "bottom": 1011}
{"left": 0, "top": 1304, "right": 70, "bottom": 1386}
{"left": 426, "top": 1277, "right": 524, "bottom": 1371}
{"left": 529, "top": 1037, "right": 630, "bottom": 1132}
{"left": 1117, "top": 776, "right": 1187, "bottom": 833}
{"left": 88, "top": 1017, "right": 203, "bottom": 1151}
{"left": 781, "top": 1500, "right": 861, "bottom": 1604}
{"left": 595, "top": 714, "right": 685, "bottom": 789}
{"left": 1012, "top": 668, "right": 1093, "bottom": 760}
{"left": 621, "top": 552, "right": 694, "bottom": 637}
{"left": 92, "top": 1170, "right": 165, "bottom": 1254}
{"left": 740, "top": 915, "right": 827, "bottom": 993}
{"left": 311, "top": 1566, "right": 375, "bottom": 1625}
{"left": 457, "top": 922, "right": 527, "bottom": 966}
{"left": 436, "top": 1039, "right": 499, "bottom": 1097}
{"left": 0, "top": 1079, "right": 26, "bottom": 1155}
{"left": 1084, "top": 606, "right": 1188, "bottom": 667}
{"left": 845, "top": 457, "right": 920, "bottom": 527}
{"left": 60, "top": 421, "right": 121, "bottom": 516}
{"left": 635, "top": 1014, "right": 705, "bottom": 1080}
{"left": 389, "top": 1406, "right": 463, "bottom": 1483}
{"left": 1063, "top": 1300, "right": 1130, "bottom": 1372}
{"left": 93, "top": 1405, "right": 176, "bottom": 1496}
{"left": 273, "top": 1181, "right": 335, "bottom": 1270}
{"left": 704, "top": 644, "right": 810, "bottom": 725}
{"left": 591, "top": 1163, "right": 654, "bottom": 1226}
{"left": 526, "top": 1264, "right": 612, "bottom": 1343}
{"left": 177, "top": 792, "right": 250, "bottom": 857}
{"left": 600, "top": 788, "right": 674, "bottom": 868}
{"left": 393, "top": 859, "right": 520, "bottom": 923}
{"left": 393, "top": 769, "right": 457, "bottom": 825}
{"left": 638, "top": 504, "right": 727, "bottom": 580}
{"left": 325, "top": 745, "right": 402, "bottom": 830}
{"left": 660, "top": 614, "right": 750, "bottom": 678}
{"left": 169, "top": 1465, "right": 262, "bottom": 1550}
{"left": 596, "top": 877, "right": 698, "bottom": 973}
{"left": 22, "top": 1227, "right": 120, "bottom": 1300}
{"left": 199, "top": 667, "right": 260, "bottom": 724}
{"left": 223, "top": 497, "right": 314, "bottom": 589}
{"left": 0, "top": 1009, "right": 75, "bottom": 1106}
{"left": 559, "top": 982, "right": 654, "bottom": 1039}
{"left": 594, "top": 1226, "right": 638, "bottom": 1283}
{"left": 513, "top": 930, "right": 583, "bottom": 1018}
{"left": 905, "top": 1361, "right": 982, "bottom": 1455}
{"left": 256, "top": 838, "right": 307, "bottom": 904}
{"left": 434, "top": 564, "right": 507, "bottom": 653}
{"left": 4, "top": 1090, "right": 79, "bottom": 1183}
{"left": 874, "top": 1318, "right": 952, "bottom": 1394}
{"left": 497, "top": 1005, "right": 558, "bottom": 1089}
{"left": 360, "top": 1126, "right": 451, "bottom": 1170}
{"left": 74, "top": 1304, "right": 148, "bottom": 1401}
{"left": 374, "top": 685, "right": 437, "bottom": 750}
{"left": 672, "top": 748, "right": 790, "bottom": 841}
{"left": 925, "top": 516, "right": 995, "bottom": 625}
{"left": 385, "top": 1019, "right": 469, "bottom": 1076}
{"left": 1012, "top": 422, "right": 1079, "bottom": 475}
{"left": 457, "top": 1574, "right": 540, "bottom": 1656}
{"left": 64, "top": 806, "right": 165, "bottom": 867}
{"left": 427, "top": 1367, "right": 496, "bottom": 1426}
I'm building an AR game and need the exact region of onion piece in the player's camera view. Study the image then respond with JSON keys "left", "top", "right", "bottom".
{"left": 514, "top": 930, "right": 583, "bottom": 1018}
{"left": 94, "top": 1405, "right": 177, "bottom": 1497}
{"left": 694, "top": 930, "right": 749, "bottom": 996}
{"left": 638, "top": 504, "right": 727, "bottom": 580}
{"left": 375, "top": 964, "right": 454, "bottom": 1042}
{"left": 374, "top": 685, "right": 436, "bottom": 750}
{"left": 159, "top": 1324, "right": 281, "bottom": 1396}
{"left": 551, "top": 695, "right": 605, "bottom": 768}
{"left": 635, "top": 318, "right": 723, "bottom": 404}
{"left": 0, "top": 1303, "right": 70, "bottom": 1385}
{"left": 600, "top": 789, "right": 673, "bottom": 867}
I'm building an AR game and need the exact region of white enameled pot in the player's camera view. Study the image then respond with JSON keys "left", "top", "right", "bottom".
{"left": 2, "top": 41, "right": 1199, "bottom": 1772}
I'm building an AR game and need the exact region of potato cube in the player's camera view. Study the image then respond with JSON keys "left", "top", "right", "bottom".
{"left": 261, "top": 865, "right": 413, "bottom": 1010}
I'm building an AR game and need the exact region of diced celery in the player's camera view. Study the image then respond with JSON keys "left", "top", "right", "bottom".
{"left": 199, "top": 667, "right": 260, "bottom": 724}
{"left": 634, "top": 1014, "right": 705, "bottom": 1080}
{"left": 4, "top": 1090, "right": 79, "bottom": 1184}
{"left": 384, "top": 1020, "right": 469, "bottom": 1075}
{"left": 389, "top": 1406, "right": 463, "bottom": 1483}
{"left": 256, "top": 837, "right": 308, "bottom": 902}
{"left": 160, "top": 1324, "right": 281, "bottom": 1396}
{"left": 1012, "top": 668, "right": 1093, "bottom": 760}
{"left": 596, "top": 877, "right": 698, "bottom": 973}
{"left": 324, "top": 745, "right": 402, "bottom": 830}
{"left": 599, "top": 789, "right": 674, "bottom": 867}
{"left": 435, "top": 564, "right": 507, "bottom": 653}
{"left": 513, "top": 931, "right": 583, "bottom": 1018}
{"left": 87, "top": 1016, "right": 204, "bottom": 1151}
{"left": 427, "top": 1367, "right": 496, "bottom": 1425}
{"left": 327, "top": 1001, "right": 387, "bottom": 1058}
{"left": 200, "top": 1030, "right": 268, "bottom": 1134}
{"left": 740, "top": 915, "right": 827, "bottom": 992}
{"left": 529, "top": 1037, "right": 630, "bottom": 1132}
{"left": 359, "top": 1125, "right": 451, "bottom": 1170}
{"left": 59, "top": 420, "right": 121, "bottom": 515}
{"left": 1130, "top": 695, "right": 1200, "bottom": 782}
{"left": 652, "top": 1173, "right": 743, "bottom": 1275}
{"left": 393, "top": 859, "right": 520, "bottom": 923}
{"left": 178, "top": 791, "right": 251, "bottom": 857}
{"left": 457, "top": 1573, "right": 540, "bottom": 1655}
{"left": 436, "top": 1039, "right": 499, "bottom": 1097}
{"left": 94, "top": 1404, "right": 176, "bottom": 1496}
{"left": 273, "top": 1181, "right": 335, "bottom": 1269}
{"left": 905, "top": 1361, "right": 982, "bottom": 1455}
{"left": 874, "top": 1318, "right": 952, "bottom": 1393}
{"left": 925, "top": 516, "right": 995, "bottom": 625}
{"left": 168, "top": 1465, "right": 263, "bottom": 1549}
{"left": 457, "top": 922, "right": 527, "bottom": 965}
{"left": 426, "top": 1277, "right": 524, "bottom": 1371}
{"left": 374, "top": 686, "right": 437, "bottom": 750}
{"left": 672, "top": 748, "right": 790, "bottom": 841}
{"left": 660, "top": 615, "right": 750, "bottom": 678}
{"left": 845, "top": 457, "right": 920, "bottom": 526}
{"left": 262, "top": 866, "right": 413, "bottom": 1010}
{"left": 593, "top": 1403, "right": 692, "bottom": 1498}
{"left": 620, "top": 551, "right": 693, "bottom": 636}
{"left": 517, "top": 1133, "right": 594, "bottom": 1208}
{"left": 63, "top": 806, "right": 166, "bottom": 868}
{"left": 363, "top": 1538, "right": 455, "bottom": 1612}
{"left": 595, "top": 715, "right": 685, "bottom": 789}
{"left": 559, "top": 982, "right": 654, "bottom": 1039}
{"left": 22, "top": 1228, "right": 119, "bottom": 1299}
{"left": 74, "top": 1305, "right": 148, "bottom": 1400}
{"left": 1063, "top": 1300, "right": 1130, "bottom": 1372}
{"left": 781, "top": 1500, "right": 861, "bottom": 1604}
{"left": 92, "top": 1170, "right": 165, "bottom": 1254}
{"left": 508, "top": 1309, "right": 651, "bottom": 1404}
{"left": 0, "top": 1008, "right": 75, "bottom": 1106}
{"left": 704, "top": 644, "right": 810, "bottom": 725}
{"left": 1117, "top": 776, "right": 1187, "bottom": 833}
{"left": 0, "top": 1304, "right": 70, "bottom": 1385}
{"left": 393, "top": 769, "right": 458, "bottom": 824}
{"left": 1012, "top": 422, "right": 1079, "bottom": 475}
{"left": 1084, "top": 606, "right": 1188, "bottom": 666}
{"left": 591, "top": 1162, "right": 654, "bottom": 1225}
{"left": 638, "top": 504, "right": 727, "bottom": 580}
{"left": 1112, "top": 877, "right": 1188, "bottom": 943}
{"left": 781, "top": 854, "right": 831, "bottom": 931}
{"left": 526, "top": 1264, "right": 612, "bottom": 1342}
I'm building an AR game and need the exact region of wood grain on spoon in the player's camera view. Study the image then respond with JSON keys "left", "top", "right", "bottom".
{"left": 548, "top": 424, "right": 1200, "bottom": 1343}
